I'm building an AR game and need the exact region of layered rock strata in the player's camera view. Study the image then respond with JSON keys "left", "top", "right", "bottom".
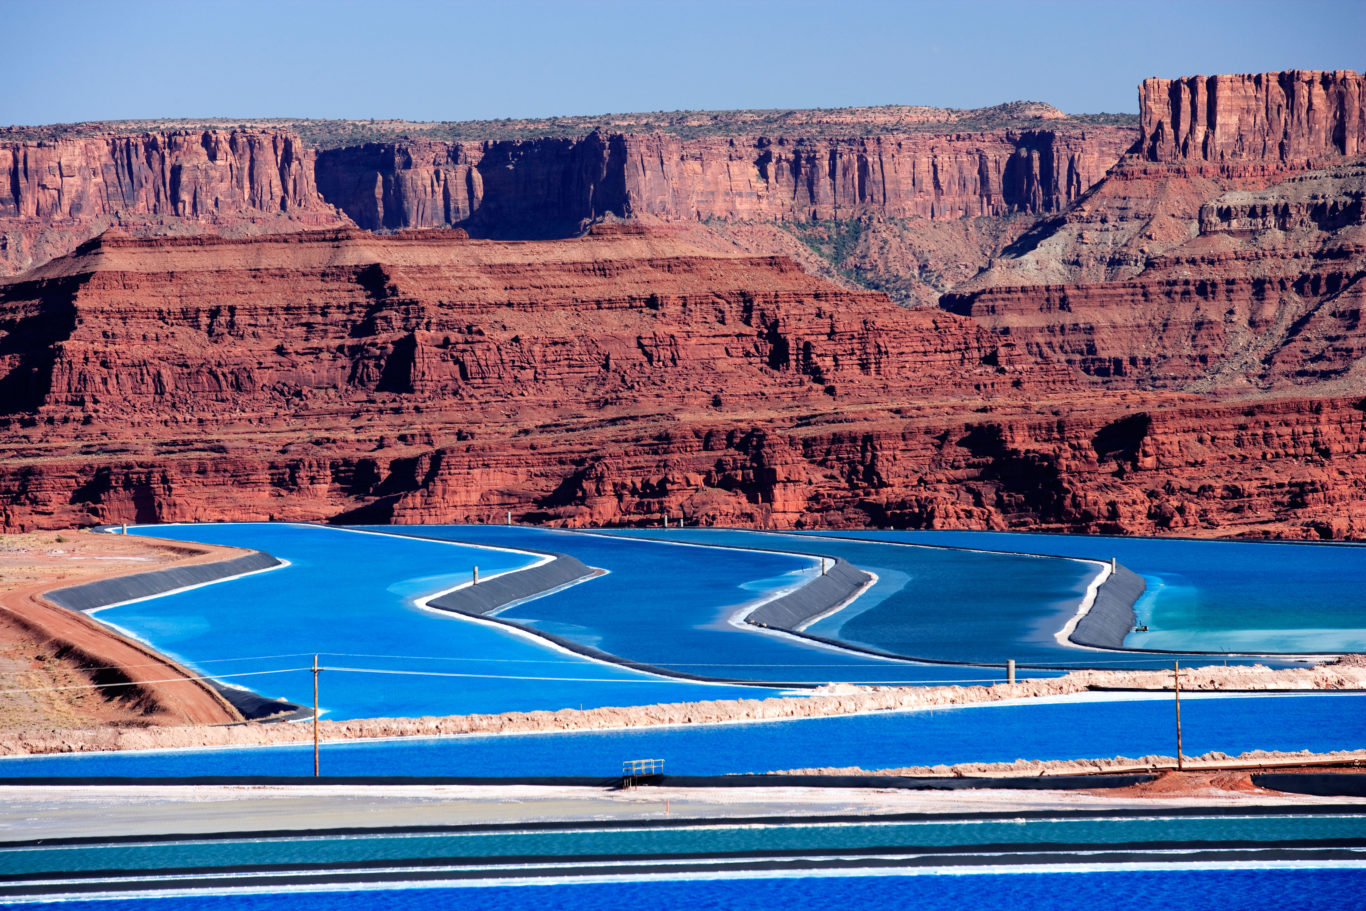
{"left": 4, "top": 227, "right": 1366, "bottom": 538}
{"left": 1139, "top": 70, "right": 1365, "bottom": 170}
{"left": 964, "top": 69, "right": 1366, "bottom": 292}
{"left": 5, "top": 70, "right": 1366, "bottom": 540}
{"left": 0, "top": 129, "right": 349, "bottom": 275}
{"left": 313, "top": 128, "right": 1134, "bottom": 235}
{"left": 948, "top": 71, "right": 1366, "bottom": 397}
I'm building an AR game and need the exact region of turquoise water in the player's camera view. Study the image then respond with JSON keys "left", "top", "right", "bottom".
{"left": 8, "top": 869, "right": 1366, "bottom": 909}
{"left": 807, "top": 530, "right": 1366, "bottom": 654}
{"left": 377, "top": 526, "right": 1060, "bottom": 684}
{"left": 2, "top": 692, "right": 1360, "bottom": 777}
{"left": 4, "top": 814, "right": 1362, "bottom": 876}
{"left": 111, "top": 524, "right": 779, "bottom": 718}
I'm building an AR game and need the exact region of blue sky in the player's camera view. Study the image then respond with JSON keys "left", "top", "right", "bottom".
{"left": 3, "top": 0, "right": 1362, "bottom": 125}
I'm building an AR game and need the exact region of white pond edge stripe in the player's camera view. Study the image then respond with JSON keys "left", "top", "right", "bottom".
{"left": 88, "top": 522, "right": 570, "bottom": 712}
{"left": 793, "top": 571, "right": 880, "bottom": 634}
{"left": 342, "top": 530, "right": 767, "bottom": 691}
{"left": 525, "top": 527, "right": 902, "bottom": 661}
{"left": 1054, "top": 559, "right": 1115, "bottom": 652}
{"left": 738, "top": 530, "right": 1120, "bottom": 651}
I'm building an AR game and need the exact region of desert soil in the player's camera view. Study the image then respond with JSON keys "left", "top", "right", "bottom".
{"left": 0, "top": 529, "right": 248, "bottom": 729}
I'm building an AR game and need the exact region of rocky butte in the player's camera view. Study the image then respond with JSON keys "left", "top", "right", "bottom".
{"left": 2, "top": 69, "right": 1366, "bottom": 539}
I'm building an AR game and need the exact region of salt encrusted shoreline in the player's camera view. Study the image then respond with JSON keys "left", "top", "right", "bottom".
{"left": 3, "top": 659, "right": 1362, "bottom": 759}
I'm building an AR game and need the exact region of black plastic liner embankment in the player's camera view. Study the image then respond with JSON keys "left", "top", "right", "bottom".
{"left": 1253, "top": 772, "right": 1366, "bottom": 798}
{"left": 426, "top": 554, "right": 596, "bottom": 616}
{"left": 372, "top": 529, "right": 831, "bottom": 688}
{"left": 746, "top": 558, "right": 873, "bottom": 631}
{"left": 1071, "top": 564, "right": 1146, "bottom": 649}
{"left": 45, "top": 552, "right": 282, "bottom": 613}
{"left": 43, "top": 542, "right": 299, "bottom": 721}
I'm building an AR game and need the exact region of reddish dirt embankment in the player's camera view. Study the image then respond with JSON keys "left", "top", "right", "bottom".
{"left": 0, "top": 530, "right": 245, "bottom": 729}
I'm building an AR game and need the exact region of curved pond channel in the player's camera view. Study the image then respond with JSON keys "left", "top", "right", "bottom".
{"left": 797, "top": 530, "right": 1366, "bottom": 655}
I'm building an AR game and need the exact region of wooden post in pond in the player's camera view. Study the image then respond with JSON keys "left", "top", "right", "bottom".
{"left": 473, "top": 566, "right": 479, "bottom": 585}
{"left": 312, "top": 654, "right": 321, "bottom": 778}
{"left": 507, "top": 510, "right": 512, "bottom": 525}
{"left": 1173, "top": 660, "right": 1184, "bottom": 771}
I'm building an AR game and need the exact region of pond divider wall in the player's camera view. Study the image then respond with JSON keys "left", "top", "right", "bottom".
{"left": 1070, "top": 564, "right": 1146, "bottom": 649}
{"left": 426, "top": 554, "right": 596, "bottom": 615}
{"left": 745, "top": 558, "right": 873, "bottom": 631}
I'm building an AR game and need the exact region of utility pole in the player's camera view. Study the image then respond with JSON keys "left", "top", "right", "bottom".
{"left": 1173, "top": 660, "right": 1184, "bottom": 771}
{"left": 312, "top": 654, "right": 322, "bottom": 778}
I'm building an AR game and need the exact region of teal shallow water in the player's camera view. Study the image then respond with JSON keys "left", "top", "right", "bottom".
{"left": 4, "top": 814, "right": 1363, "bottom": 876}
{"left": 800, "top": 530, "right": 1366, "bottom": 654}
{"left": 606, "top": 528, "right": 1104, "bottom": 665}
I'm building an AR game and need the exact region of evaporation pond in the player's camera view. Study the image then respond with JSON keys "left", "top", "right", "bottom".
{"left": 806, "top": 530, "right": 1366, "bottom": 653}
{"left": 109, "top": 524, "right": 772, "bottom": 718}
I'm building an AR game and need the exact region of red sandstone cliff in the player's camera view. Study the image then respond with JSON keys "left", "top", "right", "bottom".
{"left": 964, "top": 69, "right": 1366, "bottom": 293}
{"left": 312, "top": 128, "right": 1133, "bottom": 233}
{"left": 0, "top": 118, "right": 1132, "bottom": 305}
{"left": 945, "top": 70, "right": 1366, "bottom": 393}
{"left": 1139, "top": 70, "right": 1365, "bottom": 170}
{"left": 3, "top": 227, "right": 1365, "bottom": 539}
{"left": 5, "top": 71, "right": 1366, "bottom": 540}
{"left": 0, "top": 129, "right": 349, "bottom": 275}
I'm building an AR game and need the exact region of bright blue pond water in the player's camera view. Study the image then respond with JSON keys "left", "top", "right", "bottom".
{"left": 805, "top": 531, "right": 1366, "bottom": 654}
{"left": 609, "top": 528, "right": 1110, "bottom": 666}
{"left": 112, "top": 524, "right": 777, "bottom": 719}
{"left": 4, "top": 814, "right": 1360, "bottom": 875}
{"left": 605, "top": 529, "right": 1316, "bottom": 669}
{"left": 16, "top": 869, "right": 1366, "bottom": 910}
{"left": 375, "top": 525, "right": 1053, "bottom": 684}
{"left": 2, "top": 692, "right": 1360, "bottom": 778}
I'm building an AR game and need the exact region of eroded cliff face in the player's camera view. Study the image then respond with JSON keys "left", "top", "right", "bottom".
{"left": 313, "top": 128, "right": 1133, "bottom": 233}
{"left": 0, "top": 228, "right": 1027, "bottom": 530}
{"left": 944, "top": 78, "right": 1366, "bottom": 395}
{"left": 1139, "top": 70, "right": 1365, "bottom": 169}
{"left": 965, "top": 69, "right": 1366, "bottom": 293}
{"left": 6, "top": 70, "right": 1366, "bottom": 540}
{"left": 0, "top": 129, "right": 349, "bottom": 275}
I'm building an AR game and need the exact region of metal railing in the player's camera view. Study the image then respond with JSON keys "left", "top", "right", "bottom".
{"left": 621, "top": 758, "right": 665, "bottom": 787}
